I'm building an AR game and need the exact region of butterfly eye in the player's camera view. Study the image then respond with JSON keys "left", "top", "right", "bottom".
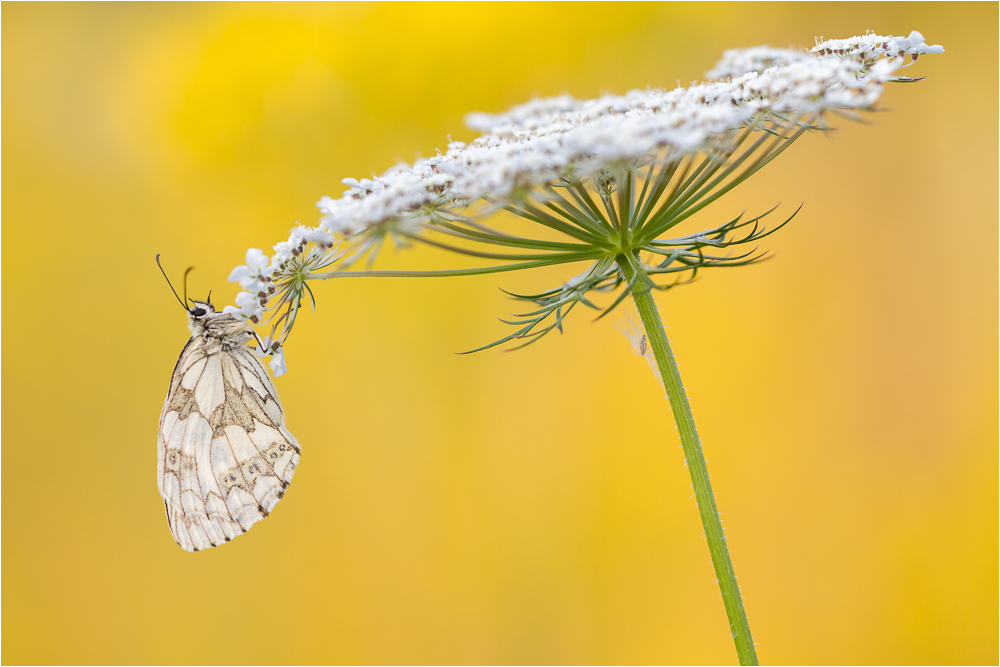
{"left": 191, "top": 307, "right": 206, "bottom": 317}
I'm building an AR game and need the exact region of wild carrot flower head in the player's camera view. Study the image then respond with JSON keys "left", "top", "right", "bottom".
{"left": 223, "top": 228, "right": 341, "bottom": 374}
{"left": 228, "top": 30, "right": 942, "bottom": 365}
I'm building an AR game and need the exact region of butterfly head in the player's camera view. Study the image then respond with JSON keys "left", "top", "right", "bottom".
{"left": 187, "top": 298, "right": 253, "bottom": 341}
{"left": 186, "top": 300, "right": 222, "bottom": 336}
{"left": 188, "top": 300, "right": 216, "bottom": 320}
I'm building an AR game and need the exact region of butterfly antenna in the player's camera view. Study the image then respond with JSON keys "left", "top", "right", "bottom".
{"left": 182, "top": 266, "right": 195, "bottom": 307}
{"left": 156, "top": 254, "right": 188, "bottom": 310}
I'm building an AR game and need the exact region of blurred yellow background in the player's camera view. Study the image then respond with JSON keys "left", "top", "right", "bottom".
{"left": 3, "top": 3, "right": 996, "bottom": 664}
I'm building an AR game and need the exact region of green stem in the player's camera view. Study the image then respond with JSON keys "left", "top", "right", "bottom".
{"left": 308, "top": 253, "right": 599, "bottom": 281}
{"left": 618, "top": 257, "right": 758, "bottom": 666}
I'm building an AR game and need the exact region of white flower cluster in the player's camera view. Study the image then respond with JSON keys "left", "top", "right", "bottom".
{"left": 223, "top": 227, "right": 339, "bottom": 376}
{"left": 705, "top": 46, "right": 813, "bottom": 80}
{"left": 225, "top": 30, "right": 943, "bottom": 370}
{"left": 812, "top": 30, "right": 944, "bottom": 61}
{"left": 225, "top": 227, "right": 335, "bottom": 321}
{"left": 305, "top": 30, "right": 940, "bottom": 245}
{"left": 706, "top": 31, "right": 942, "bottom": 80}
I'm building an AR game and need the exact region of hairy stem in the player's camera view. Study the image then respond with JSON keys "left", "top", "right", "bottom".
{"left": 618, "top": 257, "right": 758, "bottom": 666}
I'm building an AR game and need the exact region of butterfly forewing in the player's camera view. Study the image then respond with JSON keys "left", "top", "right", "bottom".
{"left": 158, "top": 303, "right": 300, "bottom": 552}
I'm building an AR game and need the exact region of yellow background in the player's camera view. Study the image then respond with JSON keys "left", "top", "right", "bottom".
{"left": 3, "top": 3, "right": 996, "bottom": 664}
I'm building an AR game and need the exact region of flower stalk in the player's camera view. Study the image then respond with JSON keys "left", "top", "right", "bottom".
{"left": 619, "top": 257, "right": 757, "bottom": 665}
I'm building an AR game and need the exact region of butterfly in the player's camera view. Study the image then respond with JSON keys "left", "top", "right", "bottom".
{"left": 157, "top": 257, "right": 300, "bottom": 552}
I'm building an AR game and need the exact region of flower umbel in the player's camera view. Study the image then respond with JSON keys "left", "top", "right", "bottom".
{"left": 230, "top": 30, "right": 941, "bottom": 358}
{"left": 220, "top": 29, "right": 943, "bottom": 362}
{"left": 223, "top": 228, "right": 342, "bottom": 374}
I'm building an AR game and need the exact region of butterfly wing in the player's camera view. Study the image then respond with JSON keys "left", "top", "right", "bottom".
{"left": 158, "top": 333, "right": 300, "bottom": 552}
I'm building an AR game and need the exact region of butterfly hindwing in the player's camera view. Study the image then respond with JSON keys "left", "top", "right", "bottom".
{"left": 158, "top": 304, "right": 300, "bottom": 552}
